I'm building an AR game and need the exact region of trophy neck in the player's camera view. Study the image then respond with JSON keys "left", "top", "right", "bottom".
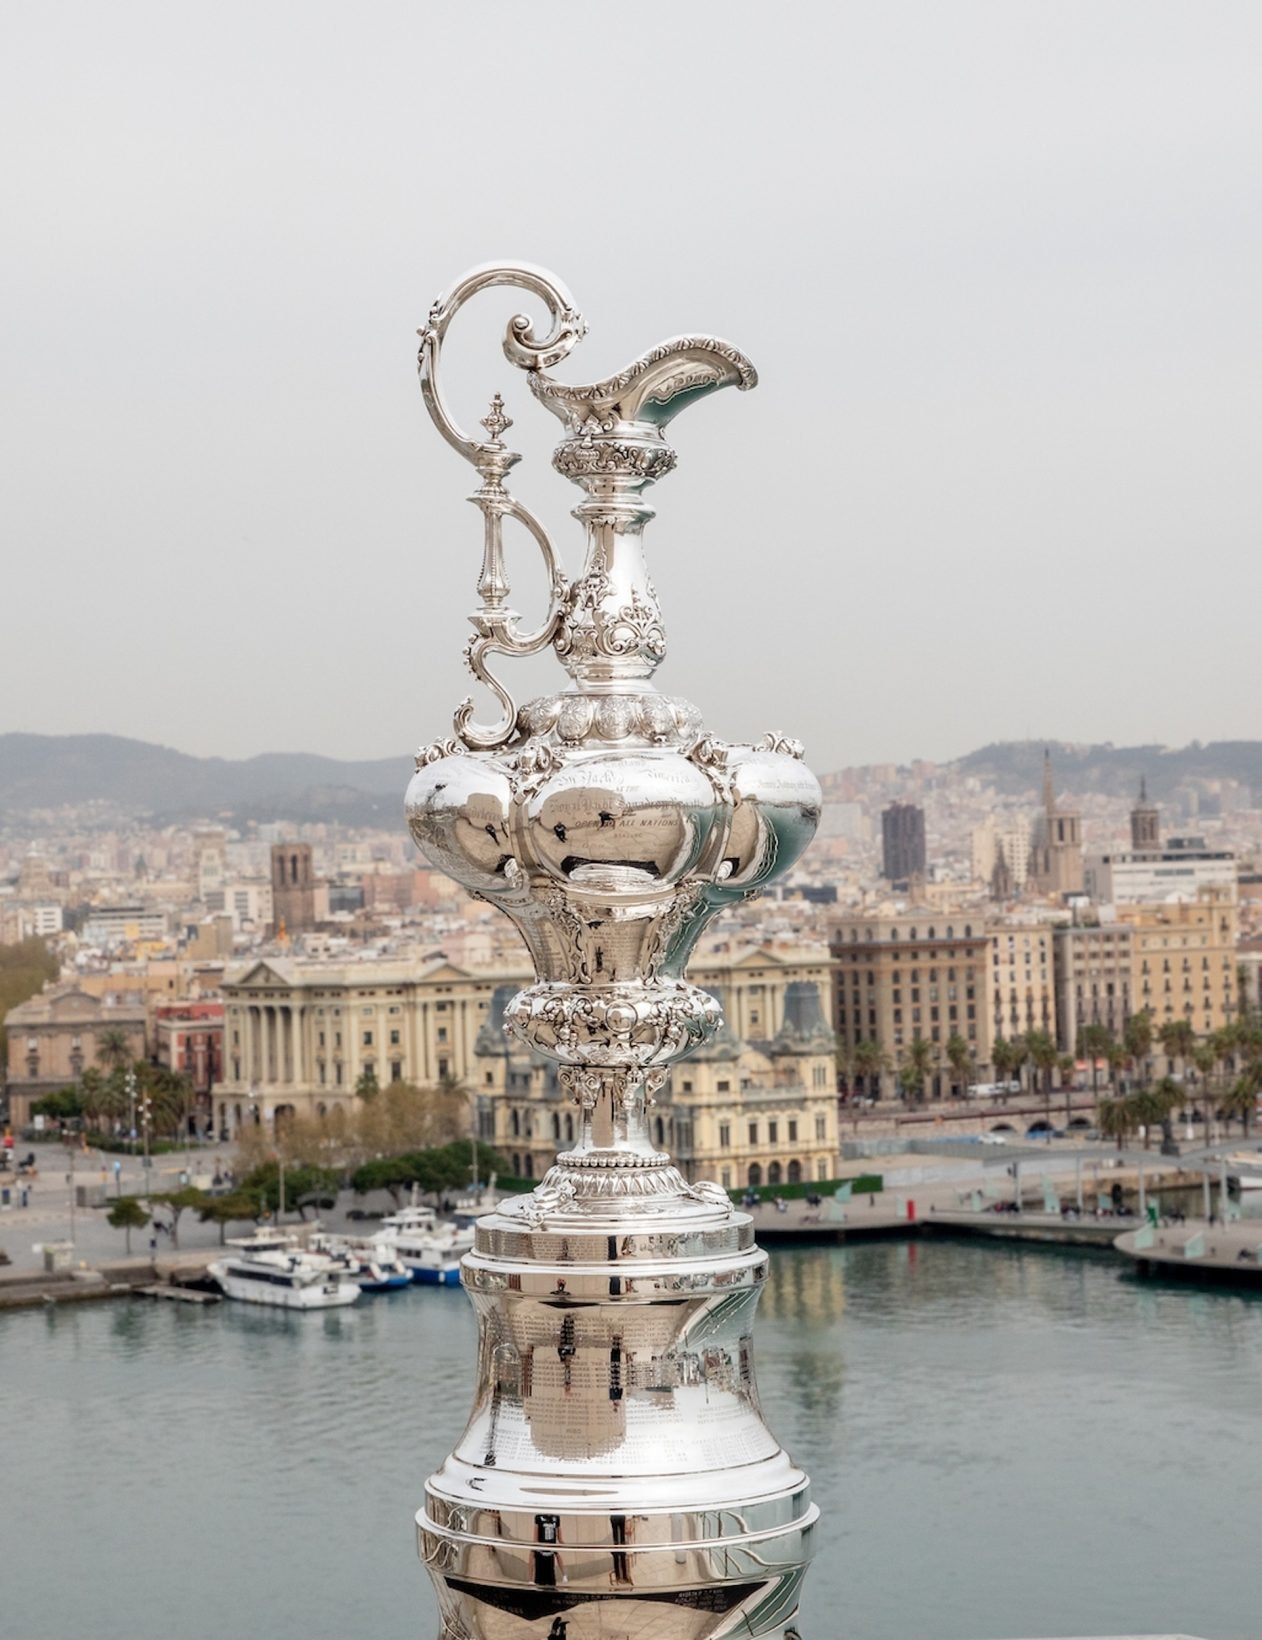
{"left": 555, "top": 487, "right": 665, "bottom": 689}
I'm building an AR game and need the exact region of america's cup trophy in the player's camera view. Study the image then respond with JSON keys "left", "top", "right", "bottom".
{"left": 407, "top": 263, "right": 821, "bottom": 1639}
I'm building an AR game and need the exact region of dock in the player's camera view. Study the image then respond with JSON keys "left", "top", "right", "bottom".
{"left": 920, "top": 1210, "right": 1130, "bottom": 1248}
{"left": 0, "top": 1254, "right": 220, "bottom": 1311}
{"left": 0, "top": 1271, "right": 132, "bottom": 1310}
{"left": 134, "top": 1283, "right": 222, "bottom": 1304}
{"left": 1115, "top": 1222, "right": 1262, "bottom": 1285}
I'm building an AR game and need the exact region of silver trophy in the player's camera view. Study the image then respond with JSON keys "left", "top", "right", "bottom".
{"left": 407, "top": 263, "right": 822, "bottom": 1639}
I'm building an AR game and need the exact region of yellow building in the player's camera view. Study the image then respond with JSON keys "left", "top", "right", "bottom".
{"left": 217, "top": 956, "right": 514, "bottom": 1132}
{"left": 663, "top": 980, "right": 838, "bottom": 1189}
{"left": 1052, "top": 922, "right": 1135, "bottom": 1056}
{"left": 1121, "top": 889, "right": 1238, "bottom": 1043}
{"left": 474, "top": 976, "right": 839, "bottom": 1189}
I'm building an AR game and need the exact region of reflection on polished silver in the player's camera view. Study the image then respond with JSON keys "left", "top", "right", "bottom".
{"left": 407, "top": 262, "right": 822, "bottom": 1638}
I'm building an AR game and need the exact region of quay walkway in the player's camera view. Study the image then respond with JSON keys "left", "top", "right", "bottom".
{"left": 1115, "top": 1220, "right": 1262, "bottom": 1285}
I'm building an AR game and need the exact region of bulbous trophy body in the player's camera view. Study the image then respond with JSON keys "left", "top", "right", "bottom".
{"left": 406, "top": 264, "right": 821, "bottom": 1638}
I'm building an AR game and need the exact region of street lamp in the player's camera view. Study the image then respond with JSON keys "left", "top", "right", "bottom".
{"left": 125, "top": 1065, "right": 137, "bottom": 1157}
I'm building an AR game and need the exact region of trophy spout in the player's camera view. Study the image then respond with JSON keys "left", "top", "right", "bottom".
{"left": 529, "top": 334, "right": 758, "bottom": 436}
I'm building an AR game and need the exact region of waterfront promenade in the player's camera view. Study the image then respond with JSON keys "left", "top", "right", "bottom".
{"left": 3, "top": 1131, "right": 1257, "bottom": 1305}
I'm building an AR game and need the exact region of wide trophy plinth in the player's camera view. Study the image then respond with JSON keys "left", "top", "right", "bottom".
{"left": 406, "top": 263, "right": 821, "bottom": 1638}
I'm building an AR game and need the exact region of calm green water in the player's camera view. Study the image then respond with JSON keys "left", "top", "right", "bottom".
{"left": 6, "top": 1240, "right": 1259, "bottom": 1640}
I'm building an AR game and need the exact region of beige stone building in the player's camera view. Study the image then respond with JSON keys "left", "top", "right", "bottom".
{"left": 1122, "top": 890, "right": 1238, "bottom": 1044}
{"left": 474, "top": 976, "right": 839, "bottom": 1189}
{"left": 666, "top": 981, "right": 838, "bottom": 1190}
{"left": 216, "top": 956, "right": 510, "bottom": 1132}
{"left": 215, "top": 945, "right": 835, "bottom": 1144}
{"left": 830, "top": 912, "right": 991, "bottom": 1096}
{"left": 988, "top": 923, "right": 1055, "bottom": 1044}
{"left": 4, "top": 989, "right": 146, "bottom": 1127}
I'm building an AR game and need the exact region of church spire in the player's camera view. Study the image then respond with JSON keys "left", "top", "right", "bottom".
{"left": 1042, "top": 747, "right": 1056, "bottom": 818}
{"left": 1131, "top": 773, "right": 1160, "bottom": 852}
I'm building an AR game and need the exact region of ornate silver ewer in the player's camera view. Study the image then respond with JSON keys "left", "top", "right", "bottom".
{"left": 406, "top": 263, "right": 822, "bottom": 1639}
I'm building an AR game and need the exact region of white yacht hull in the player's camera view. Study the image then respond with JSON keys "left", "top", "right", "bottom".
{"left": 209, "top": 1260, "right": 360, "bottom": 1309}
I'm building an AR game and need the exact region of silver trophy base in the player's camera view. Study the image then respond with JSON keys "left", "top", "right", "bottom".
{"left": 418, "top": 1182, "right": 815, "bottom": 1639}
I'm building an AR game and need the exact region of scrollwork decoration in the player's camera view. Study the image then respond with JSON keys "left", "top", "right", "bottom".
{"left": 417, "top": 263, "right": 585, "bottom": 750}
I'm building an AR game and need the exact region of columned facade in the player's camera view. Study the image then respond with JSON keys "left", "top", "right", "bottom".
{"left": 216, "top": 947, "right": 836, "bottom": 1141}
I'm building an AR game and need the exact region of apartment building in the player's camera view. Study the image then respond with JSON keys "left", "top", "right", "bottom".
{"left": 988, "top": 923, "right": 1055, "bottom": 1042}
{"left": 1121, "top": 890, "right": 1238, "bottom": 1041}
{"left": 1052, "top": 923, "right": 1135, "bottom": 1056}
{"left": 829, "top": 912, "right": 990, "bottom": 1096}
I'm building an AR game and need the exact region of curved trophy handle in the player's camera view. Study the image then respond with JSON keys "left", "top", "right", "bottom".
{"left": 417, "top": 264, "right": 586, "bottom": 749}
{"left": 417, "top": 261, "right": 587, "bottom": 463}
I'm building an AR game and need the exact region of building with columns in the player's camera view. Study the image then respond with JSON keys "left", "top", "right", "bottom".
{"left": 215, "top": 945, "right": 835, "bottom": 1139}
{"left": 216, "top": 956, "right": 511, "bottom": 1132}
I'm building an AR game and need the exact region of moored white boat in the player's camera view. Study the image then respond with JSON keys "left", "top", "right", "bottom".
{"left": 1226, "top": 1154, "right": 1262, "bottom": 1191}
{"left": 385, "top": 1217, "right": 474, "bottom": 1286}
{"left": 209, "top": 1238, "right": 360, "bottom": 1310}
{"left": 311, "top": 1232, "right": 412, "bottom": 1292}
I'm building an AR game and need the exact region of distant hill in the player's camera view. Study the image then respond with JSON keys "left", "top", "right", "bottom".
{"left": 954, "top": 740, "right": 1262, "bottom": 801}
{"left": 2, "top": 732, "right": 1259, "bottom": 828}
{"left": 0, "top": 734, "right": 409, "bottom": 825}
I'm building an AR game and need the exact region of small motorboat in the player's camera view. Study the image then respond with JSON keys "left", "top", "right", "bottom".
{"left": 311, "top": 1232, "right": 411, "bottom": 1293}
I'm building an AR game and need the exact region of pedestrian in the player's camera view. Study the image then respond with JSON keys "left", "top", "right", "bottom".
{"left": 19, "top": 1185, "right": 28, "bottom": 1209}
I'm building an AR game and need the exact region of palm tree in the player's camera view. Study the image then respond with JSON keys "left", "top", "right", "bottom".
{"left": 1025, "top": 1030, "right": 1057, "bottom": 1124}
{"left": 1105, "top": 1038, "right": 1127, "bottom": 1101}
{"left": 95, "top": 1027, "right": 131, "bottom": 1073}
{"left": 1123, "top": 1010, "right": 1154, "bottom": 1089}
{"left": 835, "top": 1039, "right": 857, "bottom": 1100}
{"left": 853, "top": 1039, "right": 889, "bottom": 1103}
{"left": 1009, "top": 1035, "right": 1031, "bottom": 1102}
{"left": 901, "top": 1036, "right": 933, "bottom": 1105}
{"left": 1191, "top": 1041, "right": 1217, "bottom": 1121}
{"left": 1210, "top": 1024, "right": 1240, "bottom": 1088}
{"left": 1079, "top": 1023, "right": 1113, "bottom": 1103}
{"left": 1219, "top": 1068, "right": 1261, "bottom": 1137}
{"left": 1098, "top": 1096, "right": 1133, "bottom": 1153}
{"left": 945, "top": 1032, "right": 971, "bottom": 1100}
{"left": 1158, "top": 1018, "right": 1196, "bottom": 1085}
{"left": 1130, "top": 1078, "right": 1179, "bottom": 1151}
{"left": 79, "top": 1067, "right": 106, "bottom": 1132}
{"left": 992, "top": 1037, "right": 1016, "bottom": 1102}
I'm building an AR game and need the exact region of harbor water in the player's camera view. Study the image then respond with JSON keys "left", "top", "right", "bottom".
{"left": 7, "top": 1238, "right": 1259, "bottom": 1640}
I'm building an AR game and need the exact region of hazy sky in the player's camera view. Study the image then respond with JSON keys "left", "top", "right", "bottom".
{"left": 3, "top": 2, "right": 1260, "bottom": 773}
